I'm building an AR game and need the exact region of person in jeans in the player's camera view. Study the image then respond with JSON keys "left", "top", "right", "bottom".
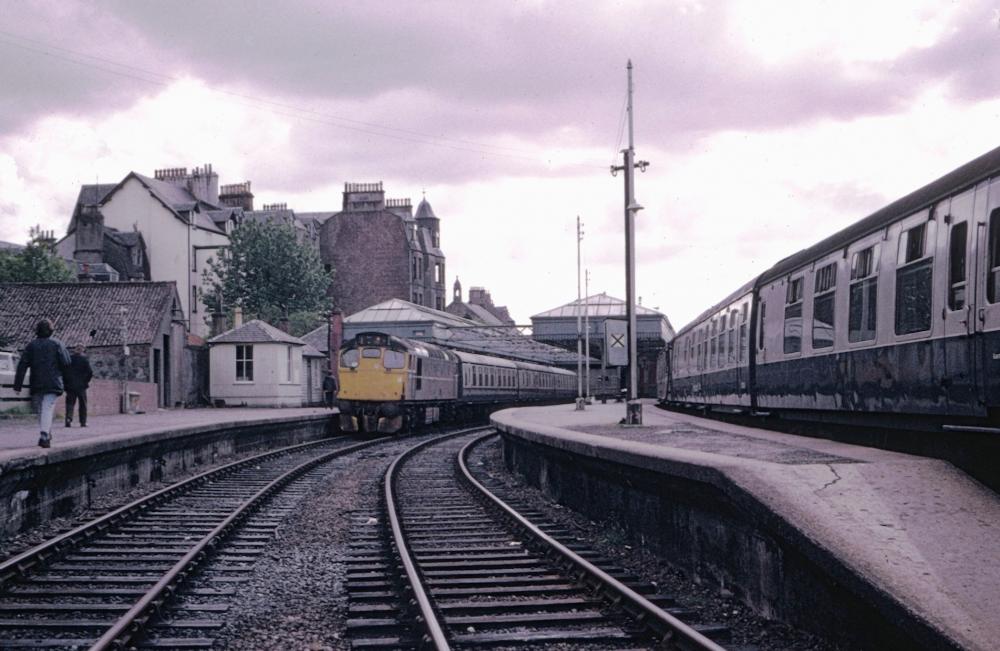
{"left": 64, "top": 344, "right": 94, "bottom": 428}
{"left": 13, "top": 319, "right": 71, "bottom": 448}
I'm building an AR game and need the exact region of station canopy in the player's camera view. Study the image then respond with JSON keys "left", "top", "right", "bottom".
{"left": 344, "top": 299, "right": 589, "bottom": 366}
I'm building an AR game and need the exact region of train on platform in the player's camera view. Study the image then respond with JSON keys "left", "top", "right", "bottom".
{"left": 662, "top": 145, "right": 1000, "bottom": 430}
{"left": 337, "top": 332, "right": 577, "bottom": 433}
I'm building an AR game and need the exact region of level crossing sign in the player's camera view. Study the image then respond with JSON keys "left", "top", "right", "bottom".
{"left": 605, "top": 319, "right": 627, "bottom": 366}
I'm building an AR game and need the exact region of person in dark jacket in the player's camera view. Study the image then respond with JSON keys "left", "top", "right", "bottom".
{"left": 64, "top": 344, "right": 94, "bottom": 428}
{"left": 322, "top": 371, "right": 338, "bottom": 408}
{"left": 13, "top": 319, "right": 71, "bottom": 448}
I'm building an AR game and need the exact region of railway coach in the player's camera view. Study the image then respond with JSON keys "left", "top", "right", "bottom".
{"left": 337, "top": 331, "right": 576, "bottom": 433}
{"left": 665, "top": 144, "right": 1000, "bottom": 428}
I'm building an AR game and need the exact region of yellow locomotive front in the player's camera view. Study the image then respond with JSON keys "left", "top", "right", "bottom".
{"left": 337, "top": 332, "right": 410, "bottom": 433}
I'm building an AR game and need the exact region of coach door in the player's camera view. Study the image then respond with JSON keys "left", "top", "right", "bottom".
{"left": 976, "top": 177, "right": 1000, "bottom": 412}
{"left": 940, "top": 189, "right": 980, "bottom": 414}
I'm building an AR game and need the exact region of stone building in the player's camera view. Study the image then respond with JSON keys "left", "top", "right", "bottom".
{"left": 531, "top": 293, "right": 675, "bottom": 398}
{"left": 0, "top": 282, "right": 188, "bottom": 412}
{"left": 446, "top": 279, "right": 515, "bottom": 326}
{"left": 318, "top": 183, "right": 446, "bottom": 316}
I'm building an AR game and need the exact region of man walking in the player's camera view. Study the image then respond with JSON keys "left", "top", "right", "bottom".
{"left": 64, "top": 344, "right": 94, "bottom": 428}
{"left": 13, "top": 319, "right": 71, "bottom": 448}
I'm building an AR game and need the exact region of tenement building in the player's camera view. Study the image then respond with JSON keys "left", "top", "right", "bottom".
{"left": 318, "top": 183, "right": 446, "bottom": 316}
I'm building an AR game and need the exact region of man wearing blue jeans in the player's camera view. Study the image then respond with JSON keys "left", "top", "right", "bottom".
{"left": 13, "top": 319, "right": 71, "bottom": 448}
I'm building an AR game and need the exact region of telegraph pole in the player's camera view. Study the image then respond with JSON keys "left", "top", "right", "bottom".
{"left": 584, "top": 268, "right": 591, "bottom": 403}
{"left": 575, "top": 215, "right": 585, "bottom": 410}
{"left": 610, "top": 60, "right": 649, "bottom": 425}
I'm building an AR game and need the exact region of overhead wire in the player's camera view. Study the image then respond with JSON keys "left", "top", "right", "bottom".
{"left": 0, "top": 29, "right": 548, "bottom": 163}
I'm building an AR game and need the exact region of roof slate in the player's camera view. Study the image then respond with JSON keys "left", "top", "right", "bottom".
{"left": 301, "top": 324, "right": 329, "bottom": 353}
{"left": 531, "top": 293, "right": 665, "bottom": 319}
{"left": 0, "top": 282, "right": 179, "bottom": 350}
{"left": 208, "top": 319, "right": 304, "bottom": 345}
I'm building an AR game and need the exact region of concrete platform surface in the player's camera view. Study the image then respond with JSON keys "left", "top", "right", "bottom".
{"left": 492, "top": 401, "right": 1000, "bottom": 651}
{"left": 0, "top": 407, "right": 337, "bottom": 466}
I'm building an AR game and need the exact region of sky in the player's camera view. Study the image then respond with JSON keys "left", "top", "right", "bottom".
{"left": 1, "top": 0, "right": 999, "bottom": 328}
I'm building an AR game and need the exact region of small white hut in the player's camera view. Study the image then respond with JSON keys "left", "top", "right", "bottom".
{"left": 208, "top": 319, "right": 308, "bottom": 407}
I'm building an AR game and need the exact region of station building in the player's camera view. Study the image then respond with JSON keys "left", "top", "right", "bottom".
{"left": 531, "top": 293, "right": 675, "bottom": 398}
{"left": 0, "top": 281, "right": 189, "bottom": 412}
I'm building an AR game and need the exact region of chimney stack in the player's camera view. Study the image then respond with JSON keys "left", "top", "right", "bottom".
{"left": 328, "top": 309, "right": 343, "bottom": 379}
{"left": 233, "top": 307, "right": 243, "bottom": 329}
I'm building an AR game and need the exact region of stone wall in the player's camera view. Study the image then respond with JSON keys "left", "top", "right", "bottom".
{"left": 497, "top": 428, "right": 954, "bottom": 651}
{"left": 0, "top": 414, "right": 334, "bottom": 539}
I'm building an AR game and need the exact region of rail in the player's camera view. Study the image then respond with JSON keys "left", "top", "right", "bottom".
{"left": 457, "top": 431, "right": 727, "bottom": 651}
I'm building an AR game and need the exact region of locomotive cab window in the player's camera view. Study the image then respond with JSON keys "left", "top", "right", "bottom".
{"left": 895, "top": 220, "right": 933, "bottom": 335}
{"left": 784, "top": 277, "right": 804, "bottom": 354}
{"left": 948, "top": 222, "right": 968, "bottom": 311}
{"left": 362, "top": 348, "right": 382, "bottom": 359}
{"left": 849, "top": 245, "right": 879, "bottom": 342}
{"left": 384, "top": 350, "right": 405, "bottom": 369}
{"left": 812, "top": 262, "right": 837, "bottom": 349}
{"left": 340, "top": 349, "right": 359, "bottom": 369}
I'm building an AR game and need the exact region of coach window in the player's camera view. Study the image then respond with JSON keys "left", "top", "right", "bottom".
{"left": 895, "top": 221, "right": 933, "bottom": 335}
{"left": 728, "top": 310, "right": 737, "bottom": 363}
{"left": 715, "top": 314, "right": 726, "bottom": 368}
{"left": 739, "top": 303, "right": 749, "bottom": 361}
{"left": 784, "top": 277, "right": 804, "bottom": 353}
{"left": 812, "top": 263, "right": 837, "bottom": 349}
{"left": 849, "top": 245, "right": 879, "bottom": 342}
{"left": 758, "top": 302, "right": 766, "bottom": 350}
{"left": 710, "top": 320, "right": 717, "bottom": 368}
{"left": 948, "top": 222, "right": 968, "bottom": 311}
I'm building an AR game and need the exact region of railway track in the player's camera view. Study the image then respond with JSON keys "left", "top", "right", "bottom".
{"left": 0, "top": 433, "right": 389, "bottom": 650}
{"left": 348, "top": 428, "right": 730, "bottom": 650}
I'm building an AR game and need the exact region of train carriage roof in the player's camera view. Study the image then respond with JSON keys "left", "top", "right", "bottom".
{"left": 513, "top": 359, "right": 577, "bottom": 376}
{"left": 452, "top": 349, "right": 518, "bottom": 368}
{"left": 675, "top": 278, "right": 757, "bottom": 338}
{"left": 759, "top": 143, "right": 1000, "bottom": 285}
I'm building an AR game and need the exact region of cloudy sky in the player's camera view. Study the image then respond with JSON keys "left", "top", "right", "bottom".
{"left": 1, "top": 0, "right": 999, "bottom": 327}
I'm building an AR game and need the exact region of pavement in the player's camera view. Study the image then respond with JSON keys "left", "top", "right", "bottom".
{"left": 492, "top": 400, "right": 1000, "bottom": 651}
{"left": 0, "top": 407, "right": 337, "bottom": 464}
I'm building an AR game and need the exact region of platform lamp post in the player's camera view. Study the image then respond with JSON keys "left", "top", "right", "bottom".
{"left": 610, "top": 59, "right": 649, "bottom": 426}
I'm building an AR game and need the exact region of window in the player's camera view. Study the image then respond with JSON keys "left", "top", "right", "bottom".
{"left": 191, "top": 286, "right": 198, "bottom": 313}
{"left": 236, "top": 345, "right": 253, "bottom": 381}
{"left": 728, "top": 310, "right": 737, "bottom": 363}
{"left": 362, "top": 348, "right": 381, "bottom": 358}
{"left": 384, "top": 350, "right": 406, "bottom": 369}
{"left": 718, "top": 315, "right": 727, "bottom": 366}
{"left": 758, "top": 302, "right": 766, "bottom": 350}
{"left": 286, "top": 346, "right": 293, "bottom": 382}
{"left": 784, "top": 277, "right": 804, "bottom": 354}
{"left": 739, "top": 303, "right": 748, "bottom": 361}
{"left": 948, "top": 222, "right": 968, "bottom": 311}
{"left": 710, "top": 320, "right": 717, "bottom": 368}
{"left": 340, "top": 349, "right": 359, "bottom": 368}
{"left": 849, "top": 246, "right": 878, "bottom": 342}
{"left": 416, "top": 359, "right": 423, "bottom": 390}
{"left": 895, "top": 222, "right": 933, "bottom": 335}
{"left": 812, "top": 263, "right": 837, "bottom": 349}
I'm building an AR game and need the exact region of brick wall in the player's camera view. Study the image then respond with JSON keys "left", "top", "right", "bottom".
{"left": 320, "top": 211, "right": 412, "bottom": 315}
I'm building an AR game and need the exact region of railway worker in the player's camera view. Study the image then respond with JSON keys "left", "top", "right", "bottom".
{"left": 322, "top": 371, "right": 338, "bottom": 409}
{"left": 64, "top": 344, "right": 94, "bottom": 428}
{"left": 12, "top": 319, "right": 71, "bottom": 448}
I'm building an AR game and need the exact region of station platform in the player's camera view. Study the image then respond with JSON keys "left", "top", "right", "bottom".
{"left": 492, "top": 400, "right": 999, "bottom": 651}
{"left": 0, "top": 407, "right": 336, "bottom": 466}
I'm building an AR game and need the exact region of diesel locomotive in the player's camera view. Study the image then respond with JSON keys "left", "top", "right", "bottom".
{"left": 337, "top": 332, "right": 577, "bottom": 433}
{"left": 663, "top": 144, "right": 1000, "bottom": 429}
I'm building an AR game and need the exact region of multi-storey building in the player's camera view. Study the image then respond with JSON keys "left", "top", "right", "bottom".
{"left": 317, "top": 183, "right": 446, "bottom": 316}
